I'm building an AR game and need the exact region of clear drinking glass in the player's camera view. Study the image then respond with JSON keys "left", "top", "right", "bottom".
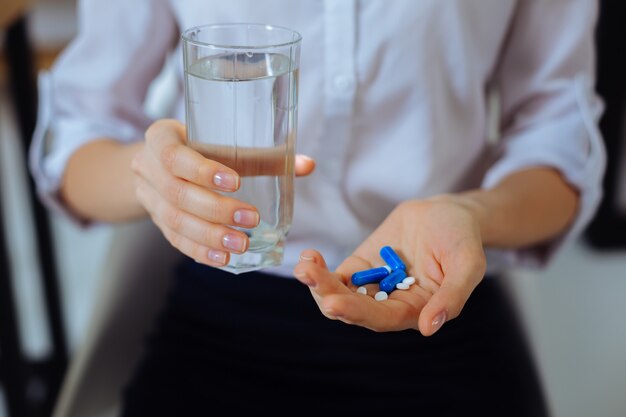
{"left": 182, "top": 23, "right": 302, "bottom": 274}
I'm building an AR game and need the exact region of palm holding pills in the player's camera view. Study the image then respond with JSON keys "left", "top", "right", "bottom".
{"left": 293, "top": 198, "right": 487, "bottom": 336}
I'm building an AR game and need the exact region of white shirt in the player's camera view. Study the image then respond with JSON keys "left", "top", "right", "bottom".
{"left": 30, "top": 0, "right": 606, "bottom": 276}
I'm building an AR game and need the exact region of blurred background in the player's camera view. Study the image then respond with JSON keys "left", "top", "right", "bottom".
{"left": 1, "top": 1, "right": 625, "bottom": 416}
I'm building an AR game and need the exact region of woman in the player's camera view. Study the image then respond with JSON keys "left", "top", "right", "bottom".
{"left": 31, "top": 1, "right": 605, "bottom": 415}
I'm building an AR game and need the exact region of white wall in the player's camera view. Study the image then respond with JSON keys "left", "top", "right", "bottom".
{"left": 504, "top": 242, "right": 626, "bottom": 417}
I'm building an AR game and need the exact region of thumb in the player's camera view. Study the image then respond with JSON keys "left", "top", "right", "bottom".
{"left": 418, "top": 254, "right": 485, "bottom": 336}
{"left": 295, "top": 154, "right": 316, "bottom": 177}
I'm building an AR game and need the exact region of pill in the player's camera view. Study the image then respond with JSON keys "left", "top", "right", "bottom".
{"left": 379, "top": 268, "right": 408, "bottom": 293}
{"left": 396, "top": 282, "right": 410, "bottom": 290}
{"left": 380, "top": 246, "right": 406, "bottom": 271}
{"left": 351, "top": 265, "right": 391, "bottom": 286}
{"left": 374, "top": 291, "right": 388, "bottom": 301}
{"left": 356, "top": 286, "right": 367, "bottom": 295}
{"left": 402, "top": 276, "right": 416, "bottom": 285}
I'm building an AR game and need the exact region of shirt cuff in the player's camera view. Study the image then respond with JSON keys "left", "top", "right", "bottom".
{"left": 482, "top": 75, "right": 606, "bottom": 270}
{"left": 28, "top": 71, "right": 146, "bottom": 226}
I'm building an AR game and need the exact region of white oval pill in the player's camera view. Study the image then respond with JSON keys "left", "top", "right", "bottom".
{"left": 396, "top": 283, "right": 410, "bottom": 290}
{"left": 403, "top": 276, "right": 416, "bottom": 285}
{"left": 374, "top": 291, "right": 388, "bottom": 301}
{"left": 356, "top": 286, "right": 367, "bottom": 295}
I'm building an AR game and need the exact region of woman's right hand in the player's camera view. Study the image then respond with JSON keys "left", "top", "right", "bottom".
{"left": 131, "top": 119, "right": 314, "bottom": 267}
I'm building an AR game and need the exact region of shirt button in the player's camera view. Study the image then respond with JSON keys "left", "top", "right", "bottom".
{"left": 333, "top": 75, "right": 355, "bottom": 93}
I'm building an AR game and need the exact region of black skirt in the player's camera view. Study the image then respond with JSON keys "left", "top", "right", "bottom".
{"left": 120, "top": 258, "right": 550, "bottom": 416}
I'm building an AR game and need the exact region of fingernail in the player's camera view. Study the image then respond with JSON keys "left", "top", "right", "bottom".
{"left": 299, "top": 254, "right": 315, "bottom": 262}
{"left": 233, "top": 209, "right": 259, "bottom": 227}
{"left": 431, "top": 310, "right": 447, "bottom": 334}
{"left": 213, "top": 172, "right": 238, "bottom": 191}
{"left": 222, "top": 233, "right": 246, "bottom": 253}
{"left": 208, "top": 249, "right": 227, "bottom": 265}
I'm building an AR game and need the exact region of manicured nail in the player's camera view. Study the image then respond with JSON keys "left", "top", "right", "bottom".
{"left": 299, "top": 254, "right": 315, "bottom": 262}
{"left": 233, "top": 209, "right": 259, "bottom": 227}
{"left": 222, "top": 233, "right": 246, "bottom": 253}
{"left": 431, "top": 310, "right": 447, "bottom": 334}
{"left": 299, "top": 155, "right": 314, "bottom": 163}
{"left": 213, "top": 172, "right": 238, "bottom": 191}
{"left": 208, "top": 249, "right": 227, "bottom": 265}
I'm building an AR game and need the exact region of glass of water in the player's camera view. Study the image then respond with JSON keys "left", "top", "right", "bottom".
{"left": 181, "top": 23, "right": 302, "bottom": 274}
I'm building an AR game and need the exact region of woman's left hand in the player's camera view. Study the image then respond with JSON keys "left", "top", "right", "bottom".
{"left": 293, "top": 197, "right": 487, "bottom": 336}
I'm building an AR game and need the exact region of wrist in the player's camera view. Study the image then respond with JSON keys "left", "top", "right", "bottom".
{"left": 424, "top": 169, "right": 580, "bottom": 250}
{"left": 426, "top": 192, "right": 494, "bottom": 245}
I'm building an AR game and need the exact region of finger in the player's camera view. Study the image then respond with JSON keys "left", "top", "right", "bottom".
{"left": 412, "top": 274, "right": 440, "bottom": 295}
{"left": 146, "top": 120, "right": 315, "bottom": 183}
{"left": 157, "top": 205, "right": 249, "bottom": 254}
{"left": 300, "top": 249, "right": 378, "bottom": 299}
{"left": 418, "top": 253, "right": 486, "bottom": 336}
{"left": 146, "top": 139, "right": 240, "bottom": 192}
{"left": 137, "top": 171, "right": 230, "bottom": 267}
{"left": 418, "top": 255, "right": 445, "bottom": 285}
{"left": 152, "top": 171, "right": 259, "bottom": 228}
{"left": 351, "top": 283, "right": 380, "bottom": 297}
{"left": 144, "top": 120, "right": 241, "bottom": 192}
{"left": 191, "top": 143, "right": 288, "bottom": 176}
{"left": 292, "top": 260, "right": 384, "bottom": 325}
{"left": 387, "top": 281, "right": 432, "bottom": 309}
{"left": 335, "top": 254, "right": 375, "bottom": 287}
{"left": 295, "top": 154, "right": 315, "bottom": 177}
{"left": 162, "top": 144, "right": 241, "bottom": 192}
{"left": 295, "top": 250, "right": 327, "bottom": 308}
{"left": 322, "top": 293, "right": 420, "bottom": 332}
{"left": 158, "top": 222, "right": 230, "bottom": 268}
{"left": 135, "top": 150, "right": 259, "bottom": 228}
{"left": 145, "top": 119, "right": 187, "bottom": 147}
{"left": 298, "top": 249, "right": 327, "bottom": 267}
{"left": 136, "top": 176, "right": 258, "bottom": 251}
{"left": 293, "top": 260, "right": 351, "bottom": 297}
{"left": 293, "top": 257, "right": 349, "bottom": 320}
{"left": 410, "top": 255, "right": 443, "bottom": 295}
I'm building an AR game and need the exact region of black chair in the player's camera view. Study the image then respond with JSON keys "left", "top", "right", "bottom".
{"left": 1, "top": 10, "right": 69, "bottom": 417}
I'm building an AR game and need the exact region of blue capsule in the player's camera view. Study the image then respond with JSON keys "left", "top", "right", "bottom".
{"left": 380, "top": 246, "right": 406, "bottom": 272}
{"left": 379, "top": 268, "right": 408, "bottom": 293}
{"left": 351, "top": 266, "right": 391, "bottom": 286}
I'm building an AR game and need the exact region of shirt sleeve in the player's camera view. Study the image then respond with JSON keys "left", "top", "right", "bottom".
{"left": 28, "top": 0, "right": 177, "bottom": 224}
{"left": 482, "top": 1, "right": 607, "bottom": 268}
